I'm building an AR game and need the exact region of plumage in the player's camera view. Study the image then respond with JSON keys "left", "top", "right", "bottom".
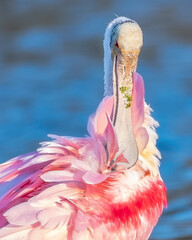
{"left": 0, "top": 17, "right": 167, "bottom": 240}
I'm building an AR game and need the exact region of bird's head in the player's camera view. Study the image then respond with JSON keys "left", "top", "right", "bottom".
{"left": 104, "top": 17, "right": 143, "bottom": 96}
{"left": 110, "top": 19, "right": 143, "bottom": 58}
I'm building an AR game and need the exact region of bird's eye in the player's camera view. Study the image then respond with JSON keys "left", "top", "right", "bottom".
{"left": 115, "top": 41, "right": 119, "bottom": 48}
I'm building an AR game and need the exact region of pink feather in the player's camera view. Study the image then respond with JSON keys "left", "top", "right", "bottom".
{"left": 0, "top": 72, "right": 166, "bottom": 240}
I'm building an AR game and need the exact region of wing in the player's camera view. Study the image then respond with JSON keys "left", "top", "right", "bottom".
{"left": 0, "top": 96, "right": 119, "bottom": 239}
{"left": 0, "top": 181, "right": 90, "bottom": 240}
{"left": 0, "top": 135, "right": 96, "bottom": 240}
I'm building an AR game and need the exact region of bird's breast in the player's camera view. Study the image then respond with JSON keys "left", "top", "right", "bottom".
{"left": 86, "top": 177, "right": 167, "bottom": 240}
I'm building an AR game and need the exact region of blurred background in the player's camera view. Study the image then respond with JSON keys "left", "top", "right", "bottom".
{"left": 0, "top": 0, "right": 191, "bottom": 239}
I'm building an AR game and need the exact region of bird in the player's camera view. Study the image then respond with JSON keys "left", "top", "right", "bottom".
{"left": 0, "top": 17, "right": 167, "bottom": 240}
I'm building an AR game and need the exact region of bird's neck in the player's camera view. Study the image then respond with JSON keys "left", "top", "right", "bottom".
{"left": 104, "top": 39, "right": 113, "bottom": 96}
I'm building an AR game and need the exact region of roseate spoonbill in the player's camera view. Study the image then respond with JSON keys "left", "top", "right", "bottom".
{"left": 0, "top": 17, "right": 167, "bottom": 240}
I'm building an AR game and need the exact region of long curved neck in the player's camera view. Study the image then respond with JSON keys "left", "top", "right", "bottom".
{"left": 103, "top": 28, "right": 113, "bottom": 96}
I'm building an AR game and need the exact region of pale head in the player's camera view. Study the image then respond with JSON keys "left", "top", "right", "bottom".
{"left": 104, "top": 17, "right": 143, "bottom": 96}
{"left": 111, "top": 20, "right": 143, "bottom": 54}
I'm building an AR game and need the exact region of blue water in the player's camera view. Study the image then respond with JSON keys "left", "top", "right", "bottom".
{"left": 0, "top": 1, "right": 192, "bottom": 239}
